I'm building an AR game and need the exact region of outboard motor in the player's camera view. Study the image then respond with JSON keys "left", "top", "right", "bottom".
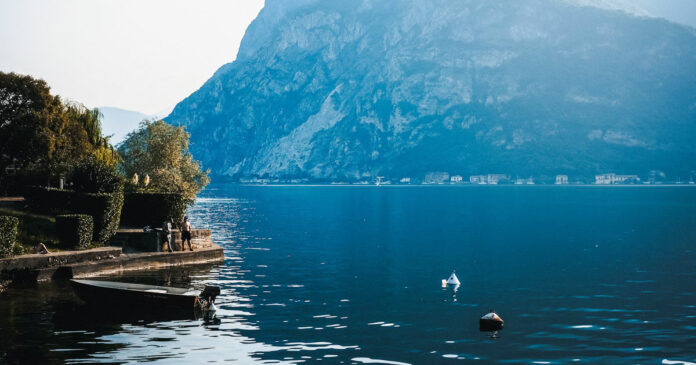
{"left": 196, "top": 285, "right": 221, "bottom": 311}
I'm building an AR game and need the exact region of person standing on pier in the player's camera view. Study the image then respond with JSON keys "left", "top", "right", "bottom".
{"left": 163, "top": 217, "right": 174, "bottom": 252}
{"left": 181, "top": 216, "right": 193, "bottom": 251}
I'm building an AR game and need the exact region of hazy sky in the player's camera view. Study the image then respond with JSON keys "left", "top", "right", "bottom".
{"left": 0, "top": 0, "right": 264, "bottom": 115}
{"left": 0, "top": 0, "right": 694, "bottom": 115}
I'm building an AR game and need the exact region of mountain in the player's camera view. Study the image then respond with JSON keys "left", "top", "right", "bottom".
{"left": 566, "top": 0, "right": 649, "bottom": 17}
{"left": 99, "top": 107, "right": 150, "bottom": 145}
{"left": 569, "top": 0, "right": 696, "bottom": 29}
{"left": 166, "top": 0, "right": 696, "bottom": 182}
{"left": 100, "top": 106, "right": 174, "bottom": 145}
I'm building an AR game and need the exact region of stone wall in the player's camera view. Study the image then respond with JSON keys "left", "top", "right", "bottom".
{"left": 114, "top": 229, "right": 214, "bottom": 252}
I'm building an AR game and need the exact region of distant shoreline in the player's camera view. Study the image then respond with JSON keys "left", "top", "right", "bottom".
{"left": 205, "top": 183, "right": 696, "bottom": 188}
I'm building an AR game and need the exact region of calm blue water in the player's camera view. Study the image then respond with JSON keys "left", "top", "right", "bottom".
{"left": 2, "top": 185, "right": 696, "bottom": 364}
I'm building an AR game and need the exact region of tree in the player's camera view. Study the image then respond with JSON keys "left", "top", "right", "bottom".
{"left": 71, "top": 156, "right": 124, "bottom": 193}
{"left": 118, "top": 120, "right": 209, "bottom": 204}
{"left": 0, "top": 71, "right": 68, "bottom": 175}
{"left": 64, "top": 103, "right": 120, "bottom": 169}
{"left": 0, "top": 72, "right": 115, "bottom": 190}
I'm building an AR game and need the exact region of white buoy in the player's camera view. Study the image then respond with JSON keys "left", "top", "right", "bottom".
{"left": 445, "top": 271, "right": 460, "bottom": 286}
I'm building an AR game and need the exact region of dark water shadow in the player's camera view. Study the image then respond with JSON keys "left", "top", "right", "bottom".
{"left": 0, "top": 264, "right": 222, "bottom": 364}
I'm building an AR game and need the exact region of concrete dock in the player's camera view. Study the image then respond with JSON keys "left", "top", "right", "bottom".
{"left": 0, "top": 229, "right": 225, "bottom": 290}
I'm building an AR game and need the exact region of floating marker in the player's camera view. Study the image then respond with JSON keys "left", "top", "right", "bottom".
{"left": 445, "top": 271, "right": 460, "bottom": 286}
{"left": 479, "top": 311, "right": 504, "bottom": 331}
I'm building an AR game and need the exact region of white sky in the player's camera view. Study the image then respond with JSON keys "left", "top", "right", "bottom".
{"left": 1, "top": 0, "right": 694, "bottom": 115}
{"left": 0, "top": 0, "right": 264, "bottom": 115}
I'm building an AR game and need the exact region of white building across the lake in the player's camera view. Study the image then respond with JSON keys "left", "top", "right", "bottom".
{"left": 595, "top": 173, "right": 640, "bottom": 184}
{"left": 425, "top": 172, "right": 450, "bottom": 184}
{"left": 400, "top": 177, "right": 411, "bottom": 184}
{"left": 555, "top": 175, "right": 569, "bottom": 185}
{"left": 487, "top": 174, "right": 509, "bottom": 185}
{"left": 450, "top": 175, "right": 463, "bottom": 183}
{"left": 470, "top": 175, "right": 487, "bottom": 184}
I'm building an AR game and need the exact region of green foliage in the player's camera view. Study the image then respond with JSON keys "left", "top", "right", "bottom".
{"left": 24, "top": 186, "right": 73, "bottom": 214}
{"left": 24, "top": 186, "right": 123, "bottom": 244}
{"left": 0, "top": 216, "right": 19, "bottom": 258}
{"left": 64, "top": 103, "right": 107, "bottom": 149}
{"left": 0, "top": 72, "right": 65, "bottom": 174}
{"left": 0, "top": 205, "right": 57, "bottom": 248}
{"left": 118, "top": 120, "right": 209, "bottom": 205}
{"left": 55, "top": 214, "right": 93, "bottom": 249}
{"left": 4, "top": 169, "right": 50, "bottom": 196}
{"left": 120, "top": 192, "right": 186, "bottom": 227}
{"left": 71, "top": 156, "right": 124, "bottom": 194}
{"left": 72, "top": 191, "right": 124, "bottom": 244}
{"left": 64, "top": 103, "right": 121, "bottom": 169}
{"left": 0, "top": 72, "right": 118, "bottom": 191}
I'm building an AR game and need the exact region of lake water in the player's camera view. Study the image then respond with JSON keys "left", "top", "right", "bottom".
{"left": 1, "top": 185, "right": 696, "bottom": 364}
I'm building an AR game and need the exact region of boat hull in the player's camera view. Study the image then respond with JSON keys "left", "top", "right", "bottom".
{"left": 70, "top": 279, "right": 198, "bottom": 310}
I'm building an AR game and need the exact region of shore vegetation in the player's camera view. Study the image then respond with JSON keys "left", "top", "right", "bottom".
{"left": 0, "top": 72, "right": 208, "bottom": 257}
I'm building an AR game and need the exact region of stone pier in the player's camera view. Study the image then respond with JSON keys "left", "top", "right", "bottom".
{"left": 0, "top": 229, "right": 224, "bottom": 290}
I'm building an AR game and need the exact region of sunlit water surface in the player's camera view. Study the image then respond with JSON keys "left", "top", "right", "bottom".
{"left": 1, "top": 185, "right": 696, "bottom": 364}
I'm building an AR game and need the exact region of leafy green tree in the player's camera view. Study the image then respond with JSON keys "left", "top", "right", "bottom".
{"left": 71, "top": 156, "right": 124, "bottom": 193}
{"left": 0, "top": 72, "right": 69, "bottom": 175}
{"left": 118, "top": 120, "right": 209, "bottom": 204}
{"left": 64, "top": 103, "right": 120, "bottom": 169}
{"left": 0, "top": 72, "right": 117, "bottom": 189}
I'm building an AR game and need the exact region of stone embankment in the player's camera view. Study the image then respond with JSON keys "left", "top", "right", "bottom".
{"left": 0, "top": 229, "right": 224, "bottom": 291}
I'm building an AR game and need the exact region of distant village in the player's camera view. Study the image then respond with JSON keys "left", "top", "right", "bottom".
{"left": 417, "top": 172, "right": 644, "bottom": 185}
{"left": 240, "top": 171, "right": 696, "bottom": 185}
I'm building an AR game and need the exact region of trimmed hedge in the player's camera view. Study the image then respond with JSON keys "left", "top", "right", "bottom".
{"left": 56, "top": 214, "right": 93, "bottom": 249}
{"left": 0, "top": 216, "right": 19, "bottom": 258}
{"left": 24, "top": 186, "right": 73, "bottom": 214}
{"left": 71, "top": 191, "right": 124, "bottom": 244}
{"left": 121, "top": 192, "right": 187, "bottom": 227}
{"left": 25, "top": 186, "right": 124, "bottom": 244}
{"left": 71, "top": 156, "right": 125, "bottom": 194}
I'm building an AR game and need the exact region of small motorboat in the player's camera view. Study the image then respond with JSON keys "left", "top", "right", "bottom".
{"left": 479, "top": 311, "right": 504, "bottom": 331}
{"left": 70, "top": 279, "right": 220, "bottom": 311}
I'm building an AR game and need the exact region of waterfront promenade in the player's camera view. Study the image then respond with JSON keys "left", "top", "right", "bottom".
{"left": 0, "top": 229, "right": 224, "bottom": 291}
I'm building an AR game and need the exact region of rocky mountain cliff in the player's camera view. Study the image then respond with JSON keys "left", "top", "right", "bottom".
{"left": 166, "top": 0, "right": 696, "bottom": 182}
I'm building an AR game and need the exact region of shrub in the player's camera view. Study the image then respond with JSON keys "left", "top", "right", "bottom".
{"left": 71, "top": 156, "right": 124, "bottom": 193}
{"left": 0, "top": 216, "right": 19, "bottom": 258}
{"left": 71, "top": 190, "right": 124, "bottom": 244}
{"left": 121, "top": 192, "right": 187, "bottom": 227}
{"left": 56, "top": 214, "right": 93, "bottom": 249}
{"left": 24, "top": 186, "right": 124, "bottom": 244}
{"left": 24, "top": 186, "right": 73, "bottom": 215}
{"left": 2, "top": 169, "right": 50, "bottom": 196}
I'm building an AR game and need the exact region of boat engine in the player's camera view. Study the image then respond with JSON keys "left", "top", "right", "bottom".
{"left": 196, "top": 285, "right": 221, "bottom": 311}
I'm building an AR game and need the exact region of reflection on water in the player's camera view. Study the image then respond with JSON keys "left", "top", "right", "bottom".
{"left": 1, "top": 185, "right": 696, "bottom": 364}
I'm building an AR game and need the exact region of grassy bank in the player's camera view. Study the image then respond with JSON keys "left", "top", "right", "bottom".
{"left": 0, "top": 201, "right": 59, "bottom": 253}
